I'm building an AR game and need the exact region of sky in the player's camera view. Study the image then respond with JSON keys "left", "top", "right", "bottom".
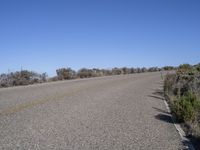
{"left": 0, "top": 0, "right": 200, "bottom": 76}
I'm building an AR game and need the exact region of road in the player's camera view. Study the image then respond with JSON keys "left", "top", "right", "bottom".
{"left": 0, "top": 72, "right": 183, "bottom": 150}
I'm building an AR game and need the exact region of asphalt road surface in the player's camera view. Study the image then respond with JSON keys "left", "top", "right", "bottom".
{"left": 0, "top": 72, "right": 183, "bottom": 150}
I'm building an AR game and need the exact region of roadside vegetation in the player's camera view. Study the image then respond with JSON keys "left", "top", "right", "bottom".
{"left": 0, "top": 70, "right": 47, "bottom": 88}
{"left": 0, "top": 66, "right": 170, "bottom": 88}
{"left": 164, "top": 63, "right": 200, "bottom": 147}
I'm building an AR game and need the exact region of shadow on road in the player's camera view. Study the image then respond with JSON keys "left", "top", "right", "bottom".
{"left": 148, "top": 88, "right": 165, "bottom": 101}
{"left": 148, "top": 95, "right": 165, "bottom": 101}
{"left": 149, "top": 88, "right": 174, "bottom": 124}
{"left": 155, "top": 113, "right": 173, "bottom": 124}
{"left": 152, "top": 107, "right": 170, "bottom": 115}
{"left": 150, "top": 88, "right": 197, "bottom": 150}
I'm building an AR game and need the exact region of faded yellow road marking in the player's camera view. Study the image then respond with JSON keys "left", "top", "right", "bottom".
{"left": 0, "top": 88, "right": 81, "bottom": 116}
{"left": 0, "top": 77, "right": 129, "bottom": 116}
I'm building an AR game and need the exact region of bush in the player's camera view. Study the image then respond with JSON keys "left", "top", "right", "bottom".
{"left": 56, "top": 68, "right": 76, "bottom": 80}
{"left": 163, "top": 66, "right": 175, "bottom": 71}
{"left": 172, "top": 92, "right": 200, "bottom": 122}
{"left": 0, "top": 70, "right": 47, "bottom": 87}
{"left": 111, "top": 68, "right": 123, "bottom": 75}
{"left": 164, "top": 63, "right": 200, "bottom": 144}
{"left": 194, "top": 63, "right": 200, "bottom": 72}
{"left": 77, "top": 68, "right": 94, "bottom": 78}
{"left": 164, "top": 73, "right": 177, "bottom": 95}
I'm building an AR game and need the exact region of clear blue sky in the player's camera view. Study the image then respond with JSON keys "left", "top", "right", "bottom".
{"left": 0, "top": 0, "right": 200, "bottom": 76}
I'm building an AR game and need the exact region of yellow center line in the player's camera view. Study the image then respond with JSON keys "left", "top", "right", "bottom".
{"left": 0, "top": 88, "right": 81, "bottom": 116}
{"left": 0, "top": 78, "right": 128, "bottom": 116}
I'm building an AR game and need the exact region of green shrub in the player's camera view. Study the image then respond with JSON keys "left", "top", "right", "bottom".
{"left": 172, "top": 92, "right": 200, "bottom": 122}
{"left": 162, "top": 66, "right": 175, "bottom": 71}
{"left": 194, "top": 63, "right": 200, "bottom": 72}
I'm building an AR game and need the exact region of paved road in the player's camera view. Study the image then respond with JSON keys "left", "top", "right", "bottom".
{"left": 0, "top": 72, "right": 183, "bottom": 150}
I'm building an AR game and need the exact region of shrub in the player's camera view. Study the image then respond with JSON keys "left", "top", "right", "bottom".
{"left": 194, "top": 63, "right": 200, "bottom": 72}
{"left": 172, "top": 92, "right": 200, "bottom": 122}
{"left": 164, "top": 73, "right": 177, "bottom": 95}
{"left": 77, "top": 68, "right": 93, "bottom": 78}
{"left": 111, "top": 68, "right": 123, "bottom": 75}
{"left": 0, "top": 70, "right": 47, "bottom": 87}
{"left": 56, "top": 68, "right": 76, "bottom": 80}
{"left": 163, "top": 66, "right": 175, "bottom": 71}
{"left": 164, "top": 63, "right": 200, "bottom": 143}
{"left": 148, "top": 67, "right": 159, "bottom": 72}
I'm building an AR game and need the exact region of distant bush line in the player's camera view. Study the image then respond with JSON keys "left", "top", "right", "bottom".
{"left": 0, "top": 66, "right": 175, "bottom": 88}
{"left": 0, "top": 70, "right": 47, "bottom": 88}
{"left": 164, "top": 63, "right": 200, "bottom": 148}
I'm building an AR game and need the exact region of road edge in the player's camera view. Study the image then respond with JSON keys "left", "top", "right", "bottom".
{"left": 163, "top": 98, "right": 195, "bottom": 150}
